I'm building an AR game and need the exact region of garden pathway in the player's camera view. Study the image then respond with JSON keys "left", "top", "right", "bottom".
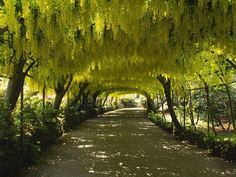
{"left": 22, "top": 108, "right": 236, "bottom": 177}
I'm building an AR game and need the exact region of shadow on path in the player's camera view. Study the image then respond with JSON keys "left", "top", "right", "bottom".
{"left": 21, "top": 108, "right": 236, "bottom": 177}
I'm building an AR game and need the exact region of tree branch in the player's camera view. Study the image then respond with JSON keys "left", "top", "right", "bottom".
{"left": 24, "top": 60, "right": 35, "bottom": 75}
{"left": 226, "top": 58, "right": 236, "bottom": 70}
{"left": 25, "top": 74, "right": 33, "bottom": 78}
{"left": 0, "top": 26, "right": 8, "bottom": 35}
{"left": 64, "top": 76, "right": 73, "bottom": 94}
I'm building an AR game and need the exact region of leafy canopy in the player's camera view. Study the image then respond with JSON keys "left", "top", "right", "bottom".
{"left": 0, "top": 0, "right": 236, "bottom": 95}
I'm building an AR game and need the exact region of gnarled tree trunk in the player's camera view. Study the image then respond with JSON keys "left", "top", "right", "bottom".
{"left": 69, "top": 81, "right": 89, "bottom": 107}
{"left": 92, "top": 91, "right": 100, "bottom": 108}
{"left": 157, "top": 75, "right": 182, "bottom": 130}
{"left": 53, "top": 76, "right": 73, "bottom": 110}
{"left": 5, "top": 58, "right": 35, "bottom": 110}
{"left": 101, "top": 93, "right": 109, "bottom": 107}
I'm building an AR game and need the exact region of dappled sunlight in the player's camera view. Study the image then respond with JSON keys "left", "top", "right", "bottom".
{"left": 90, "top": 151, "right": 110, "bottom": 159}
{"left": 77, "top": 144, "right": 94, "bottom": 149}
{"left": 97, "top": 124, "right": 121, "bottom": 128}
{"left": 2, "top": 1, "right": 236, "bottom": 176}
{"left": 131, "top": 133, "right": 148, "bottom": 137}
{"left": 138, "top": 122, "right": 153, "bottom": 125}
{"left": 96, "top": 133, "right": 116, "bottom": 137}
{"left": 23, "top": 109, "right": 236, "bottom": 177}
{"left": 68, "top": 137, "right": 92, "bottom": 145}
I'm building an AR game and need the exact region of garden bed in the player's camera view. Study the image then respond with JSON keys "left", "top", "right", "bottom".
{"left": 148, "top": 112, "right": 236, "bottom": 163}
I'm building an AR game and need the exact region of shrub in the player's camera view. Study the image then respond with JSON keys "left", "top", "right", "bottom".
{"left": 0, "top": 97, "right": 114, "bottom": 176}
{"left": 0, "top": 99, "right": 21, "bottom": 177}
{"left": 32, "top": 103, "right": 63, "bottom": 148}
{"left": 120, "top": 98, "right": 137, "bottom": 108}
{"left": 149, "top": 111, "right": 236, "bottom": 163}
{"left": 64, "top": 105, "right": 80, "bottom": 130}
{"left": 148, "top": 112, "right": 173, "bottom": 133}
{"left": 64, "top": 104, "right": 111, "bottom": 131}
{"left": 175, "top": 128, "right": 207, "bottom": 148}
{"left": 15, "top": 102, "right": 41, "bottom": 137}
{"left": 224, "top": 142, "right": 236, "bottom": 162}
{"left": 19, "top": 135, "right": 41, "bottom": 165}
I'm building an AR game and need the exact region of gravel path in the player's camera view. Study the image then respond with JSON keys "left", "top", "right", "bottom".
{"left": 21, "top": 108, "right": 236, "bottom": 177}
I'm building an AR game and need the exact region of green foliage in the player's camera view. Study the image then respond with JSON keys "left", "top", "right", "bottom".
{"left": 192, "top": 90, "right": 207, "bottom": 118}
{"left": 16, "top": 102, "right": 40, "bottom": 136}
{"left": 2, "top": 0, "right": 236, "bottom": 174}
{"left": 31, "top": 103, "right": 63, "bottom": 148}
{"left": 148, "top": 112, "right": 173, "bottom": 133}
{"left": 120, "top": 98, "right": 137, "bottom": 108}
{"left": 150, "top": 111, "right": 236, "bottom": 163}
{"left": 0, "top": 99, "right": 21, "bottom": 177}
{"left": 0, "top": 98, "right": 15, "bottom": 139}
{"left": 0, "top": 96, "right": 65, "bottom": 176}
{"left": 64, "top": 105, "right": 82, "bottom": 130}
{"left": 205, "top": 136, "right": 236, "bottom": 162}
{"left": 64, "top": 104, "right": 113, "bottom": 130}
{"left": 191, "top": 86, "right": 236, "bottom": 123}
{"left": 0, "top": 140, "right": 22, "bottom": 177}
{"left": 211, "top": 87, "right": 229, "bottom": 116}
{"left": 0, "top": 97, "right": 112, "bottom": 176}
{"left": 175, "top": 128, "right": 208, "bottom": 148}
{"left": 20, "top": 136, "right": 41, "bottom": 165}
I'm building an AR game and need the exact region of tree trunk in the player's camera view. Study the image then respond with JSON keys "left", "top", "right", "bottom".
{"left": 199, "top": 74, "right": 216, "bottom": 135}
{"left": 204, "top": 83, "right": 217, "bottom": 135}
{"left": 70, "top": 94, "right": 80, "bottom": 107}
{"left": 225, "top": 84, "right": 236, "bottom": 132}
{"left": 92, "top": 91, "right": 100, "bottom": 108}
{"left": 69, "top": 81, "right": 89, "bottom": 107}
{"left": 83, "top": 91, "right": 90, "bottom": 108}
{"left": 183, "top": 96, "right": 186, "bottom": 128}
{"left": 160, "top": 94, "right": 166, "bottom": 121}
{"left": 42, "top": 85, "right": 46, "bottom": 120}
{"left": 110, "top": 97, "right": 114, "bottom": 108}
{"left": 5, "top": 58, "right": 35, "bottom": 110}
{"left": 53, "top": 76, "right": 73, "bottom": 110}
{"left": 5, "top": 59, "right": 26, "bottom": 110}
{"left": 6, "top": 75, "right": 25, "bottom": 110}
{"left": 216, "top": 72, "right": 236, "bottom": 132}
{"left": 147, "top": 96, "right": 155, "bottom": 112}
{"left": 53, "top": 93, "right": 64, "bottom": 110}
{"left": 67, "top": 91, "right": 70, "bottom": 105}
{"left": 102, "top": 94, "right": 109, "bottom": 107}
{"left": 20, "top": 88, "right": 24, "bottom": 143}
{"left": 196, "top": 110, "right": 200, "bottom": 125}
{"left": 215, "top": 116, "right": 226, "bottom": 131}
{"left": 189, "top": 90, "right": 196, "bottom": 129}
{"left": 157, "top": 75, "right": 182, "bottom": 130}
{"left": 78, "top": 91, "right": 90, "bottom": 111}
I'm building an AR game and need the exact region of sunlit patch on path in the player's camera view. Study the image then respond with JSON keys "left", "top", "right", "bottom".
{"left": 21, "top": 108, "right": 236, "bottom": 177}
